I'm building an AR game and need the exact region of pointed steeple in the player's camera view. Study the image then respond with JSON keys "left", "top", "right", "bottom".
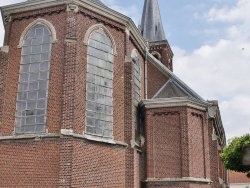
{"left": 140, "top": 0, "right": 166, "bottom": 42}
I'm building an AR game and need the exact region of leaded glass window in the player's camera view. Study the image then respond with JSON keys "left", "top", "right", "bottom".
{"left": 86, "top": 28, "right": 114, "bottom": 137}
{"left": 133, "top": 52, "right": 141, "bottom": 133}
{"left": 133, "top": 53, "right": 141, "bottom": 103}
{"left": 15, "top": 24, "right": 52, "bottom": 134}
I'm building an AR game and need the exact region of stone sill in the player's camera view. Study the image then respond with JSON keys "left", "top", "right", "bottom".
{"left": 144, "top": 177, "right": 212, "bottom": 184}
{"left": 0, "top": 133, "right": 60, "bottom": 141}
{"left": 0, "top": 130, "right": 128, "bottom": 148}
{"left": 61, "top": 129, "right": 128, "bottom": 147}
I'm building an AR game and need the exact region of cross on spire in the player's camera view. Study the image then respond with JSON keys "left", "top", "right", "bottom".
{"left": 140, "top": 0, "right": 166, "bottom": 42}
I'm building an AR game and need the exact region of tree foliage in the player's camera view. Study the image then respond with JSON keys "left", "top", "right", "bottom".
{"left": 220, "top": 134, "right": 250, "bottom": 177}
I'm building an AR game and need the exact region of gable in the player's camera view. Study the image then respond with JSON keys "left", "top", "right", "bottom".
{"left": 153, "top": 79, "right": 192, "bottom": 99}
{"left": 147, "top": 52, "right": 205, "bottom": 102}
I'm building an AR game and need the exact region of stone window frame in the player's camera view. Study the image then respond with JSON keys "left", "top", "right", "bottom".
{"left": 83, "top": 24, "right": 117, "bottom": 55}
{"left": 15, "top": 19, "right": 56, "bottom": 134}
{"left": 84, "top": 24, "right": 116, "bottom": 138}
{"left": 18, "top": 18, "right": 57, "bottom": 48}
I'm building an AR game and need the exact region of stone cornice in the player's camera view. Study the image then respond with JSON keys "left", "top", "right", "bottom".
{"left": 141, "top": 97, "right": 209, "bottom": 111}
{"left": 1, "top": 0, "right": 147, "bottom": 52}
{"left": 149, "top": 40, "right": 173, "bottom": 57}
{"left": 129, "top": 32, "right": 148, "bottom": 58}
{"left": 11, "top": 5, "right": 66, "bottom": 21}
{"left": 61, "top": 129, "right": 128, "bottom": 147}
{"left": 207, "top": 100, "right": 226, "bottom": 146}
{"left": 144, "top": 177, "right": 212, "bottom": 184}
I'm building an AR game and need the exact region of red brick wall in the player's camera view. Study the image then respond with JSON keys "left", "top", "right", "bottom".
{"left": 0, "top": 51, "right": 8, "bottom": 130}
{"left": 144, "top": 106, "right": 223, "bottom": 188}
{"left": 0, "top": 2, "right": 227, "bottom": 188}
{"left": 153, "top": 112, "right": 182, "bottom": 178}
{"left": 187, "top": 109, "right": 206, "bottom": 178}
{"left": 147, "top": 61, "right": 169, "bottom": 99}
{"left": 71, "top": 140, "right": 126, "bottom": 188}
{"left": 149, "top": 43, "right": 173, "bottom": 71}
{"left": 146, "top": 183, "right": 190, "bottom": 188}
{"left": 0, "top": 140, "right": 60, "bottom": 187}
{"left": 203, "top": 112, "right": 212, "bottom": 180}
{"left": 189, "top": 184, "right": 211, "bottom": 188}
{"left": 209, "top": 120, "right": 224, "bottom": 188}
{"left": 146, "top": 182, "right": 212, "bottom": 188}
{"left": 0, "top": 3, "right": 148, "bottom": 187}
{"left": 1, "top": 7, "right": 66, "bottom": 136}
{"left": 145, "top": 107, "right": 187, "bottom": 180}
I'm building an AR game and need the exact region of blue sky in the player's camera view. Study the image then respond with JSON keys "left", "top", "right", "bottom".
{"left": 1, "top": 0, "right": 250, "bottom": 140}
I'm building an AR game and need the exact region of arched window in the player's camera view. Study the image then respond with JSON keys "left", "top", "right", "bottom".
{"left": 85, "top": 28, "right": 114, "bottom": 138}
{"left": 132, "top": 52, "right": 141, "bottom": 103}
{"left": 15, "top": 23, "right": 52, "bottom": 134}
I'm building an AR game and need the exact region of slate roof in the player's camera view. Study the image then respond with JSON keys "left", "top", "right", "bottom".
{"left": 147, "top": 52, "right": 205, "bottom": 102}
{"left": 229, "top": 171, "right": 250, "bottom": 183}
{"left": 153, "top": 79, "right": 195, "bottom": 99}
{"left": 140, "top": 0, "right": 166, "bottom": 41}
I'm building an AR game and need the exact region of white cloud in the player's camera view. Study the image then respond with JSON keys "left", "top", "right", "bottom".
{"left": 110, "top": 5, "right": 140, "bottom": 24}
{"left": 173, "top": 0, "right": 250, "bottom": 139}
{"left": 220, "top": 95, "right": 250, "bottom": 139}
{"left": 174, "top": 41, "right": 250, "bottom": 139}
{"left": 102, "top": 0, "right": 140, "bottom": 25}
{"left": 0, "top": 12, "right": 4, "bottom": 46}
{"left": 207, "top": 0, "right": 250, "bottom": 23}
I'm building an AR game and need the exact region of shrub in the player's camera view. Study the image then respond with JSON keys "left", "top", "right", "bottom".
{"left": 220, "top": 134, "right": 250, "bottom": 177}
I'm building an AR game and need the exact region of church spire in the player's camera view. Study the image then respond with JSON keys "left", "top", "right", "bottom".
{"left": 140, "top": 0, "right": 166, "bottom": 42}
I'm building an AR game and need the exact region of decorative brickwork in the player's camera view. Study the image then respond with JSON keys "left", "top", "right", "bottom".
{"left": 0, "top": 1, "right": 227, "bottom": 187}
{"left": 149, "top": 41, "right": 173, "bottom": 71}
{"left": 0, "top": 51, "right": 8, "bottom": 134}
{"left": 188, "top": 110, "right": 206, "bottom": 178}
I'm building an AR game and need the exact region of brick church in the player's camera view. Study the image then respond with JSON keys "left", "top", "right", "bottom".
{"left": 0, "top": 0, "right": 228, "bottom": 187}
